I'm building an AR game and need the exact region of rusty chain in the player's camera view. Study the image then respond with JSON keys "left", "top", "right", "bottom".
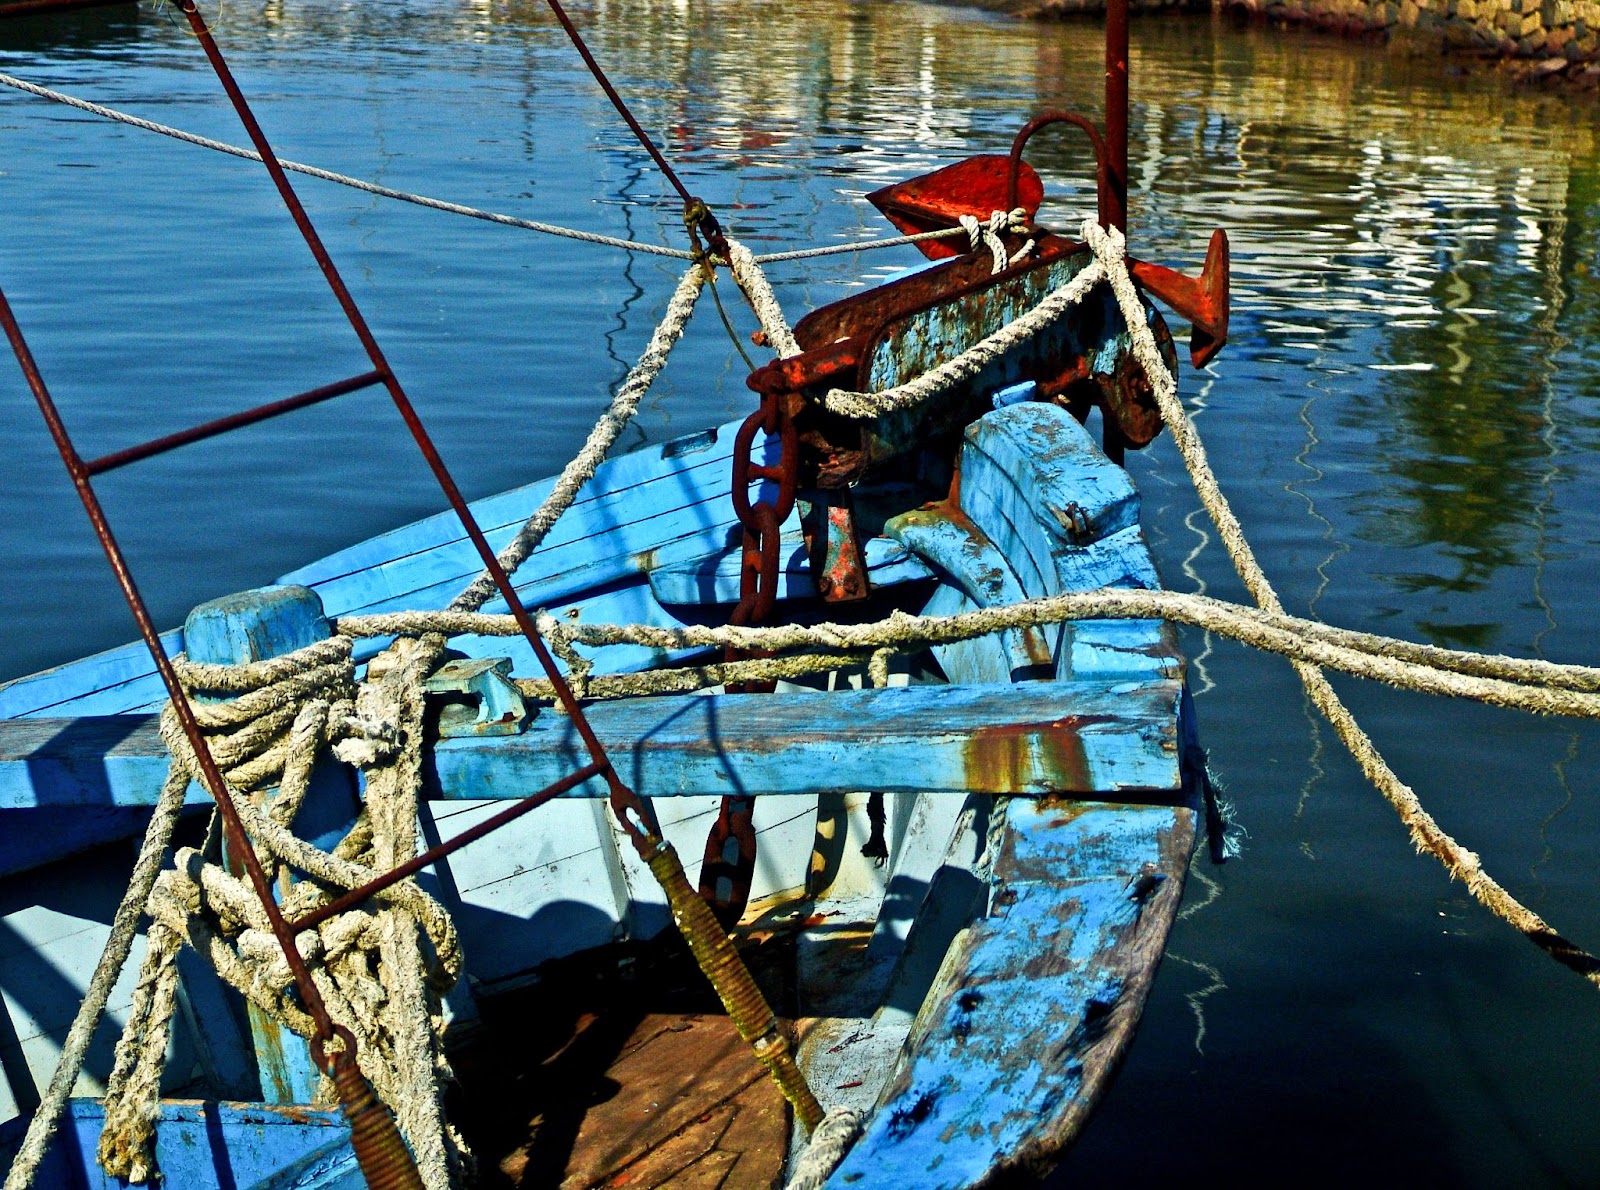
{"left": 698, "top": 384, "right": 799, "bottom": 927}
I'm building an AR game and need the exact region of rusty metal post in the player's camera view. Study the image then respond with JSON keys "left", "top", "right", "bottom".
{"left": 1105, "top": 0, "right": 1129, "bottom": 233}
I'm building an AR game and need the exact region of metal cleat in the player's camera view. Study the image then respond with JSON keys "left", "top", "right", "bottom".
{"left": 423, "top": 657, "right": 531, "bottom": 737}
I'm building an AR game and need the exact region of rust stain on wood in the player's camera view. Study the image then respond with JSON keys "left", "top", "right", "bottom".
{"left": 961, "top": 715, "right": 1113, "bottom": 793}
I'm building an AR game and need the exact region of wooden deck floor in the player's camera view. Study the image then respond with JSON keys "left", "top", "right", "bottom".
{"left": 449, "top": 932, "right": 795, "bottom": 1189}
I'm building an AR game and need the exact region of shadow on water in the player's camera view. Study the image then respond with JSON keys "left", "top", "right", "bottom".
{"left": 0, "top": 4, "right": 139, "bottom": 54}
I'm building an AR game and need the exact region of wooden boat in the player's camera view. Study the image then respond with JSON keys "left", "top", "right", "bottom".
{"left": 0, "top": 1, "right": 1230, "bottom": 1186}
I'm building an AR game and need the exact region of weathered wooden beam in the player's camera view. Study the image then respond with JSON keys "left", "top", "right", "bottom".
{"left": 0, "top": 678, "right": 1185, "bottom": 816}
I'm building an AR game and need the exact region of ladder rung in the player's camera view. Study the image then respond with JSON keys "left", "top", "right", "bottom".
{"left": 83, "top": 369, "right": 387, "bottom": 476}
{"left": 0, "top": 0, "right": 135, "bottom": 17}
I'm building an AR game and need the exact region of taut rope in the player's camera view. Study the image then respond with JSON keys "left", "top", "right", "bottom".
{"left": 0, "top": 70, "right": 977, "bottom": 266}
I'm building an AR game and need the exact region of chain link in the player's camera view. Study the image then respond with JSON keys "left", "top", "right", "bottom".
{"left": 699, "top": 388, "right": 800, "bottom": 926}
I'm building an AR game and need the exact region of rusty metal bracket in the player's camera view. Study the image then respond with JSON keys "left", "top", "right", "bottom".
{"left": 802, "top": 489, "right": 871, "bottom": 604}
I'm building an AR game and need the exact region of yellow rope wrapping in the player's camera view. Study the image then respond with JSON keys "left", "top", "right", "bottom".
{"left": 646, "top": 841, "right": 825, "bottom": 1132}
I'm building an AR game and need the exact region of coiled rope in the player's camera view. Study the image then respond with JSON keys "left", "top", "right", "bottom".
{"left": 112, "top": 635, "right": 467, "bottom": 1190}
{"left": 338, "top": 589, "right": 1600, "bottom": 718}
{"left": 5, "top": 634, "right": 471, "bottom": 1190}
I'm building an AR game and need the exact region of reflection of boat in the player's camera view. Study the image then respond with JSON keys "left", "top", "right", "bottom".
{"left": 0, "top": 0, "right": 1228, "bottom": 1186}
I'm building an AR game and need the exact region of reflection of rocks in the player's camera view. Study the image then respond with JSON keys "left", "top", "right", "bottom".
{"left": 1223, "top": 0, "right": 1600, "bottom": 67}
{"left": 968, "top": 0, "right": 1600, "bottom": 74}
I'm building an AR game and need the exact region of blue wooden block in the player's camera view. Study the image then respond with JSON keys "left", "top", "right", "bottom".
{"left": 0, "top": 1098, "right": 361, "bottom": 1189}
{"left": 184, "top": 584, "right": 349, "bottom": 1106}
{"left": 185, "top": 586, "right": 335, "bottom": 667}
{"left": 886, "top": 506, "right": 1057, "bottom": 681}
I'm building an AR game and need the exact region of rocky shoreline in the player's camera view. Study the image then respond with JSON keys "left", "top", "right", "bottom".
{"left": 967, "top": 0, "right": 1600, "bottom": 91}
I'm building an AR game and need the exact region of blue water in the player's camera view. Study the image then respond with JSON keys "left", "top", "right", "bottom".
{"left": 3, "top": 2, "right": 1600, "bottom": 1184}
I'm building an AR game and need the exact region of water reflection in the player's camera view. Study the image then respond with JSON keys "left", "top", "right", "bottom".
{"left": 4, "top": 3, "right": 1600, "bottom": 1182}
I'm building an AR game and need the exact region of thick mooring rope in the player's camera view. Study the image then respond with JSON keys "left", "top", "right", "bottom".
{"left": 339, "top": 592, "right": 1600, "bottom": 719}
{"left": 783, "top": 1106, "right": 865, "bottom": 1190}
{"left": 1077, "top": 218, "right": 1600, "bottom": 989}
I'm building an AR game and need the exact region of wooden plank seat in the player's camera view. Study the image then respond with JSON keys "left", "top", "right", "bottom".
{"left": 0, "top": 677, "right": 1185, "bottom": 813}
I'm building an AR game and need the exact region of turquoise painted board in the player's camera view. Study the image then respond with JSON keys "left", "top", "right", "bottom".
{"left": 0, "top": 1100, "right": 361, "bottom": 1190}
{"left": 818, "top": 401, "right": 1197, "bottom": 1187}
{"left": 0, "top": 678, "right": 1184, "bottom": 811}
{"left": 0, "top": 418, "right": 768, "bottom": 718}
{"left": 827, "top": 799, "right": 1194, "bottom": 1188}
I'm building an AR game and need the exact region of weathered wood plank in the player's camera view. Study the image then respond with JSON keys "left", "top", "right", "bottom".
{"left": 0, "top": 419, "right": 755, "bottom": 718}
{"left": 829, "top": 797, "right": 1196, "bottom": 1188}
{"left": 963, "top": 401, "right": 1142, "bottom": 549}
{"left": 823, "top": 400, "right": 1197, "bottom": 1187}
{"left": 281, "top": 422, "right": 737, "bottom": 586}
{"left": 552, "top": 1014, "right": 784, "bottom": 1190}
{"left": 432, "top": 678, "right": 1187, "bottom": 802}
{"left": 280, "top": 418, "right": 764, "bottom": 622}
{"left": 0, "top": 630, "right": 183, "bottom": 721}
{"left": 0, "top": 679, "right": 1184, "bottom": 812}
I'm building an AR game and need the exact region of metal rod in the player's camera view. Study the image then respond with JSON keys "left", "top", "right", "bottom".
{"left": 1105, "top": 0, "right": 1129, "bottom": 233}
{"left": 176, "top": 0, "right": 658, "bottom": 845}
{"left": 287, "top": 761, "right": 608, "bottom": 935}
{"left": 542, "top": 0, "right": 695, "bottom": 208}
{"left": 0, "top": 281, "right": 342, "bottom": 1045}
{"left": 83, "top": 369, "right": 385, "bottom": 475}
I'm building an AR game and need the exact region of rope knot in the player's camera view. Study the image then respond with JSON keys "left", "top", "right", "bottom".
{"left": 332, "top": 713, "right": 402, "bottom": 768}
{"left": 1081, "top": 217, "right": 1126, "bottom": 266}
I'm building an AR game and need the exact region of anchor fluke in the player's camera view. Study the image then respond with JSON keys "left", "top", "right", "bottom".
{"left": 867, "top": 155, "right": 1044, "bottom": 260}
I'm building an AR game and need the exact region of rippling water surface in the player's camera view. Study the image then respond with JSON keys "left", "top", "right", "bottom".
{"left": 3, "top": 1, "right": 1599, "bottom": 1183}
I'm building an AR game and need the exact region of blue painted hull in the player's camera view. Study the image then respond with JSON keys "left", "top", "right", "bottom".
{"left": 1, "top": 336, "right": 1196, "bottom": 1188}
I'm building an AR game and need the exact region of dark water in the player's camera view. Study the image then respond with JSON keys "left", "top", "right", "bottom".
{"left": 3, "top": 2, "right": 1599, "bottom": 1184}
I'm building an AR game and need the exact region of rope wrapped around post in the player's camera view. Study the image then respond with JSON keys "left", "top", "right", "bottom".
{"left": 88, "top": 634, "right": 468, "bottom": 1190}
